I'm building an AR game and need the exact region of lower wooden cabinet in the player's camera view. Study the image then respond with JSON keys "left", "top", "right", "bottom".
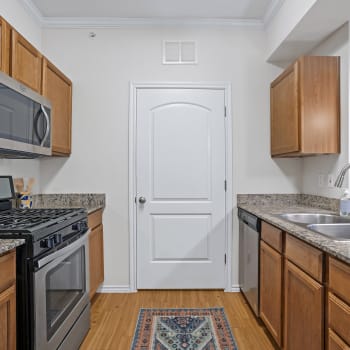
{"left": 0, "top": 250, "right": 16, "bottom": 350}
{"left": 0, "top": 284, "right": 16, "bottom": 350}
{"left": 88, "top": 209, "right": 104, "bottom": 300}
{"left": 284, "top": 260, "right": 324, "bottom": 350}
{"left": 328, "top": 328, "right": 350, "bottom": 350}
{"left": 328, "top": 257, "right": 350, "bottom": 349}
{"left": 260, "top": 240, "right": 283, "bottom": 346}
{"left": 259, "top": 220, "right": 327, "bottom": 350}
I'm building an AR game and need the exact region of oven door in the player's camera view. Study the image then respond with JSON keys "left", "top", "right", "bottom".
{"left": 34, "top": 232, "right": 90, "bottom": 350}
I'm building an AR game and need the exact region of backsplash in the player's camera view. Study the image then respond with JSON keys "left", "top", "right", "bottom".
{"left": 32, "top": 193, "right": 105, "bottom": 212}
{"left": 237, "top": 194, "right": 339, "bottom": 212}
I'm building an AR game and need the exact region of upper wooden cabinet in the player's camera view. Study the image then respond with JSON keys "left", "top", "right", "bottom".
{"left": 0, "top": 17, "right": 11, "bottom": 75}
{"left": 11, "top": 30, "right": 42, "bottom": 94}
{"left": 42, "top": 58, "right": 72, "bottom": 155}
{"left": 0, "top": 15, "right": 73, "bottom": 157}
{"left": 271, "top": 56, "right": 340, "bottom": 157}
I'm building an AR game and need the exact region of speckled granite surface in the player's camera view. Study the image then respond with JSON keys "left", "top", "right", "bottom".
{"left": 237, "top": 194, "right": 339, "bottom": 212}
{"left": 237, "top": 194, "right": 350, "bottom": 265}
{"left": 32, "top": 194, "right": 105, "bottom": 214}
{"left": 0, "top": 239, "right": 25, "bottom": 255}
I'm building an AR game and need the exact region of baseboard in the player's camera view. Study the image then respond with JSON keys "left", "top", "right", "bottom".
{"left": 97, "top": 284, "right": 134, "bottom": 293}
{"left": 231, "top": 284, "right": 241, "bottom": 292}
{"left": 98, "top": 284, "right": 241, "bottom": 293}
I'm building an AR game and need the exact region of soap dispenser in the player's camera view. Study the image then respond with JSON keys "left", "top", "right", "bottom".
{"left": 340, "top": 189, "right": 350, "bottom": 216}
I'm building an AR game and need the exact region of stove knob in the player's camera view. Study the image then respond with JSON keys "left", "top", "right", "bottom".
{"left": 54, "top": 234, "right": 62, "bottom": 245}
{"left": 72, "top": 222, "right": 82, "bottom": 231}
{"left": 40, "top": 237, "right": 55, "bottom": 249}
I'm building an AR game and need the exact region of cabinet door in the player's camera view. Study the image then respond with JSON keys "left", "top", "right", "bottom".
{"left": 0, "top": 17, "right": 10, "bottom": 74}
{"left": 328, "top": 328, "right": 350, "bottom": 350}
{"left": 0, "top": 284, "right": 16, "bottom": 350}
{"left": 260, "top": 241, "right": 283, "bottom": 346}
{"left": 11, "top": 30, "right": 42, "bottom": 93}
{"left": 270, "top": 62, "right": 299, "bottom": 156}
{"left": 284, "top": 260, "right": 324, "bottom": 350}
{"left": 89, "top": 224, "right": 104, "bottom": 299}
{"left": 42, "top": 58, "right": 72, "bottom": 155}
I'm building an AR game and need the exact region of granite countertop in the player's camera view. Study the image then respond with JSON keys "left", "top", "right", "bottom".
{"left": 0, "top": 239, "right": 25, "bottom": 256}
{"left": 237, "top": 194, "right": 350, "bottom": 265}
{"left": 32, "top": 193, "right": 105, "bottom": 214}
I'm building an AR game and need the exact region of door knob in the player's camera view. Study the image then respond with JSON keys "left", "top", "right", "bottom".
{"left": 139, "top": 196, "right": 147, "bottom": 204}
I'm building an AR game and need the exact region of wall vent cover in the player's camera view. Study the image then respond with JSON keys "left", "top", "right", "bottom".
{"left": 163, "top": 41, "right": 197, "bottom": 65}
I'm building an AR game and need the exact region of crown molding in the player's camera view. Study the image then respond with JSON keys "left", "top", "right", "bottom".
{"left": 19, "top": 0, "right": 283, "bottom": 29}
{"left": 263, "top": 0, "right": 286, "bottom": 26}
{"left": 20, "top": 0, "right": 44, "bottom": 25}
{"left": 40, "top": 17, "right": 264, "bottom": 29}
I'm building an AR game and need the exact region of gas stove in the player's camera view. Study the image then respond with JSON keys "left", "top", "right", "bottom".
{"left": 0, "top": 207, "right": 88, "bottom": 258}
{"left": 0, "top": 177, "right": 91, "bottom": 350}
{"left": 0, "top": 208, "right": 85, "bottom": 231}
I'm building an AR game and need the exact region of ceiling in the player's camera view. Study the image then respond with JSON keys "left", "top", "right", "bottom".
{"left": 24, "top": 0, "right": 284, "bottom": 26}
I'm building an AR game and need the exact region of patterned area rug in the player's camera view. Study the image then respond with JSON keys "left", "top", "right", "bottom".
{"left": 131, "top": 308, "right": 238, "bottom": 350}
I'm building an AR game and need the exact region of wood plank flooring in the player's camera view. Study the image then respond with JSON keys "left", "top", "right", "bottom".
{"left": 81, "top": 290, "right": 277, "bottom": 350}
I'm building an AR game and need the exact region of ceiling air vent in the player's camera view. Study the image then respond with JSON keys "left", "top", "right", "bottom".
{"left": 163, "top": 41, "right": 197, "bottom": 65}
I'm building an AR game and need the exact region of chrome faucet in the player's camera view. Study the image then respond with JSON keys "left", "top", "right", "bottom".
{"left": 334, "top": 163, "right": 350, "bottom": 187}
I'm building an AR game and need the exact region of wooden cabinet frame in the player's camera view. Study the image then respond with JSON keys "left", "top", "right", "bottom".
{"left": 271, "top": 56, "right": 340, "bottom": 157}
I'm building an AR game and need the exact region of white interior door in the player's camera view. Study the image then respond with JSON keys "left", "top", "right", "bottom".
{"left": 136, "top": 88, "right": 226, "bottom": 289}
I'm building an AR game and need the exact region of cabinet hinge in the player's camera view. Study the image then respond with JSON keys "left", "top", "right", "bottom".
{"left": 224, "top": 254, "right": 227, "bottom": 265}
{"left": 224, "top": 180, "right": 227, "bottom": 192}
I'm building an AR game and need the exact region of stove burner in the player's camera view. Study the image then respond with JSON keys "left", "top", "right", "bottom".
{"left": 0, "top": 208, "right": 83, "bottom": 231}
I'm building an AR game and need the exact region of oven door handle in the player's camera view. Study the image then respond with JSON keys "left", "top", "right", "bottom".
{"left": 36, "top": 230, "right": 90, "bottom": 269}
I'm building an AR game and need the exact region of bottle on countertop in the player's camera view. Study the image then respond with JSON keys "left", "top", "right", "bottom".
{"left": 340, "top": 189, "right": 350, "bottom": 216}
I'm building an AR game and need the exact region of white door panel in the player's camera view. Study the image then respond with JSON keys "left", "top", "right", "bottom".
{"left": 136, "top": 88, "right": 226, "bottom": 289}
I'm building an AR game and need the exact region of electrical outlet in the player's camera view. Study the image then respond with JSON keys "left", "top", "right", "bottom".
{"left": 327, "top": 174, "right": 334, "bottom": 188}
{"left": 318, "top": 174, "right": 324, "bottom": 187}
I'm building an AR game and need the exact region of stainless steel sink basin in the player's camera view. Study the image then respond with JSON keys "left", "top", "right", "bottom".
{"left": 307, "top": 224, "right": 350, "bottom": 241}
{"left": 278, "top": 213, "right": 350, "bottom": 225}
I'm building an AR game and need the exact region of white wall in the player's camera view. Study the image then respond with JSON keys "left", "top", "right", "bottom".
{"left": 301, "top": 23, "right": 349, "bottom": 199}
{"left": 265, "top": 0, "right": 317, "bottom": 60}
{"left": 40, "top": 26, "right": 301, "bottom": 288}
{"left": 0, "top": 0, "right": 42, "bottom": 192}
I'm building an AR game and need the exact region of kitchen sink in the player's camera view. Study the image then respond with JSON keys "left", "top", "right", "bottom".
{"left": 307, "top": 224, "right": 350, "bottom": 241}
{"left": 278, "top": 213, "right": 350, "bottom": 225}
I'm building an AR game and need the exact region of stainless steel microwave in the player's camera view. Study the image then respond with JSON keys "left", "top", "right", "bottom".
{"left": 0, "top": 71, "right": 52, "bottom": 158}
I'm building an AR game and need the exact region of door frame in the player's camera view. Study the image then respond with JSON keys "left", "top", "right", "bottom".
{"left": 129, "top": 82, "right": 233, "bottom": 292}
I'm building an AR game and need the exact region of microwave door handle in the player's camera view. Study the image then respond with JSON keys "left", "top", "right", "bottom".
{"left": 40, "top": 105, "right": 50, "bottom": 147}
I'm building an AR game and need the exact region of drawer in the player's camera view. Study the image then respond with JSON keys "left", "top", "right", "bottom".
{"left": 328, "top": 329, "right": 350, "bottom": 350}
{"left": 285, "top": 234, "right": 323, "bottom": 282}
{"left": 329, "top": 257, "right": 350, "bottom": 305}
{"left": 261, "top": 221, "right": 283, "bottom": 252}
{"left": 0, "top": 250, "right": 16, "bottom": 293}
{"left": 88, "top": 209, "right": 103, "bottom": 230}
{"left": 329, "top": 292, "right": 350, "bottom": 345}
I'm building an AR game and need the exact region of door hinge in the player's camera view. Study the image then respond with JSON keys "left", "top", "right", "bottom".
{"left": 224, "top": 180, "right": 227, "bottom": 192}
{"left": 224, "top": 106, "right": 227, "bottom": 117}
{"left": 224, "top": 254, "right": 227, "bottom": 265}
{"left": 135, "top": 196, "right": 137, "bottom": 203}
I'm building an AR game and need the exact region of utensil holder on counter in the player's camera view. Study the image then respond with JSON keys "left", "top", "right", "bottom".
{"left": 17, "top": 192, "right": 33, "bottom": 209}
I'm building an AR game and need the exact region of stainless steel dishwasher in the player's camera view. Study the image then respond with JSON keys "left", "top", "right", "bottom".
{"left": 238, "top": 208, "right": 261, "bottom": 316}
